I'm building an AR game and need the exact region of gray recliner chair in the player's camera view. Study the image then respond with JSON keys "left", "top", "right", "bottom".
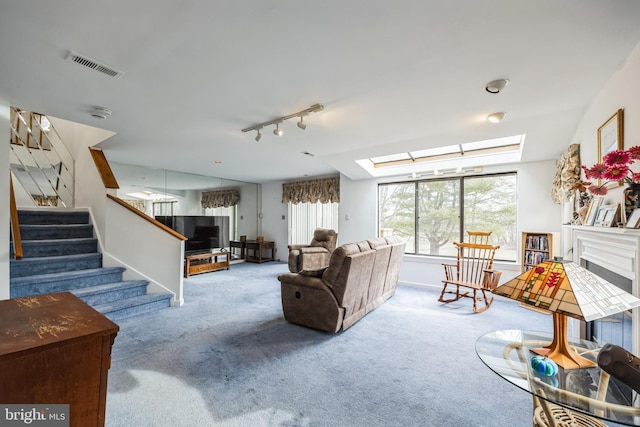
{"left": 287, "top": 228, "right": 338, "bottom": 273}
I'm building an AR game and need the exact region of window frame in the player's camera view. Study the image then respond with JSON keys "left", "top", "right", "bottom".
{"left": 378, "top": 171, "right": 517, "bottom": 261}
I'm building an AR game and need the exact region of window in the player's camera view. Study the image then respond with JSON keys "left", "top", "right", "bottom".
{"left": 153, "top": 201, "right": 176, "bottom": 217}
{"left": 378, "top": 173, "right": 517, "bottom": 261}
{"left": 204, "top": 205, "right": 237, "bottom": 241}
{"left": 288, "top": 202, "right": 339, "bottom": 245}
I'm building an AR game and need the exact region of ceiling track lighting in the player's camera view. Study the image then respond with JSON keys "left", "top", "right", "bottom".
{"left": 487, "top": 112, "right": 506, "bottom": 123}
{"left": 242, "top": 103, "right": 323, "bottom": 141}
{"left": 485, "top": 79, "right": 509, "bottom": 94}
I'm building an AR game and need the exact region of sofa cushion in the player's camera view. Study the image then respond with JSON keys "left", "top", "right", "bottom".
{"left": 322, "top": 241, "right": 370, "bottom": 286}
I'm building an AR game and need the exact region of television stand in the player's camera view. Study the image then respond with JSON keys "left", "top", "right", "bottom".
{"left": 184, "top": 250, "right": 230, "bottom": 278}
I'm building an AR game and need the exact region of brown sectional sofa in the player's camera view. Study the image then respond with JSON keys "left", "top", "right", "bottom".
{"left": 277, "top": 236, "right": 406, "bottom": 332}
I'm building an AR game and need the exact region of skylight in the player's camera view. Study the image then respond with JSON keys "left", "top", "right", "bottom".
{"left": 356, "top": 134, "right": 525, "bottom": 178}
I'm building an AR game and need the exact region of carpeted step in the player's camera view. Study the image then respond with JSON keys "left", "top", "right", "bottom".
{"left": 17, "top": 209, "right": 90, "bottom": 225}
{"left": 94, "top": 293, "right": 172, "bottom": 322}
{"left": 18, "top": 224, "right": 94, "bottom": 240}
{"left": 10, "top": 267, "right": 126, "bottom": 298}
{"left": 71, "top": 280, "right": 149, "bottom": 306}
{"left": 10, "top": 253, "right": 102, "bottom": 278}
{"left": 20, "top": 238, "right": 98, "bottom": 258}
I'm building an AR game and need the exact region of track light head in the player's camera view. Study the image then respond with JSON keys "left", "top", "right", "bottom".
{"left": 273, "top": 123, "right": 283, "bottom": 136}
{"left": 255, "top": 129, "right": 262, "bottom": 142}
{"left": 297, "top": 116, "right": 306, "bottom": 130}
{"left": 487, "top": 112, "right": 506, "bottom": 123}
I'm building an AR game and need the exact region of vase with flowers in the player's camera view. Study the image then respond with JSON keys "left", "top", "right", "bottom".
{"left": 580, "top": 146, "right": 640, "bottom": 219}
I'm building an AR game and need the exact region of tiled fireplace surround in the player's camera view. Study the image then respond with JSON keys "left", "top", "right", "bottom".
{"left": 567, "top": 226, "right": 640, "bottom": 355}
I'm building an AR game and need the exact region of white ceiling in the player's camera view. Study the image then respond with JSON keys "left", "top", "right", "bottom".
{"left": 2, "top": 1, "right": 640, "bottom": 184}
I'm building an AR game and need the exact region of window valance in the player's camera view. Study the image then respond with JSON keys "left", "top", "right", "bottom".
{"left": 201, "top": 189, "right": 240, "bottom": 208}
{"left": 282, "top": 177, "right": 340, "bottom": 204}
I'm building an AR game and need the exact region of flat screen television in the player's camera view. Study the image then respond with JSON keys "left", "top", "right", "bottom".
{"left": 156, "top": 215, "right": 230, "bottom": 254}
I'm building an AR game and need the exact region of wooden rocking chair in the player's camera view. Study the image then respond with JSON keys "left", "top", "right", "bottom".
{"left": 466, "top": 230, "right": 492, "bottom": 245}
{"left": 439, "top": 241, "right": 502, "bottom": 313}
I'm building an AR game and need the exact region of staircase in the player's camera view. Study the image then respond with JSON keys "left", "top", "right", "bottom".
{"left": 10, "top": 209, "right": 172, "bottom": 321}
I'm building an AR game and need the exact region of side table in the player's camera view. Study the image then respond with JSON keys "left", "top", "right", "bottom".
{"left": 476, "top": 329, "right": 640, "bottom": 426}
{"left": 245, "top": 240, "right": 275, "bottom": 263}
{"left": 229, "top": 240, "right": 246, "bottom": 260}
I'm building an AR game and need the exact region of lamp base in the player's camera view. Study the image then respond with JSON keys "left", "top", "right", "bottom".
{"left": 531, "top": 312, "right": 596, "bottom": 370}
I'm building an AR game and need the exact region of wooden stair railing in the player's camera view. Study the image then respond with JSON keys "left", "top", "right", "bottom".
{"left": 88, "top": 147, "right": 119, "bottom": 189}
{"left": 10, "top": 174, "right": 23, "bottom": 260}
{"left": 106, "top": 194, "right": 186, "bottom": 241}
{"left": 88, "top": 147, "right": 186, "bottom": 240}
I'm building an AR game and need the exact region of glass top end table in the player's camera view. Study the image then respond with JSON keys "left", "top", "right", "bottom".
{"left": 476, "top": 329, "right": 640, "bottom": 426}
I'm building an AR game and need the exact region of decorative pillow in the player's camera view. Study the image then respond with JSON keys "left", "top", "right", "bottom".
{"left": 299, "top": 268, "right": 327, "bottom": 277}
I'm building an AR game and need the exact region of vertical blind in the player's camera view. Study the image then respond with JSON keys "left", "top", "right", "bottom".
{"left": 288, "top": 202, "right": 339, "bottom": 245}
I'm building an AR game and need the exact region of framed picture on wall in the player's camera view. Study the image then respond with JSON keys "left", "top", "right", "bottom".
{"left": 584, "top": 196, "right": 604, "bottom": 226}
{"left": 598, "top": 109, "right": 624, "bottom": 162}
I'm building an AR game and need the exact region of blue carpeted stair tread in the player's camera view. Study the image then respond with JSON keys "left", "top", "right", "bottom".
{"left": 71, "top": 280, "right": 149, "bottom": 306}
{"left": 18, "top": 224, "right": 94, "bottom": 240}
{"left": 17, "top": 209, "right": 90, "bottom": 225}
{"left": 20, "top": 237, "right": 98, "bottom": 257}
{"left": 10, "top": 267, "right": 127, "bottom": 298}
{"left": 94, "top": 293, "right": 172, "bottom": 321}
{"left": 10, "top": 253, "right": 103, "bottom": 277}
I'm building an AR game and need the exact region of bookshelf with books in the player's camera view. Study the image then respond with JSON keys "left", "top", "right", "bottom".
{"left": 522, "top": 232, "right": 555, "bottom": 272}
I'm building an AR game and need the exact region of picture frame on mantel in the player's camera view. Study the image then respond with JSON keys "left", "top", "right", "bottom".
{"left": 585, "top": 196, "right": 604, "bottom": 226}
{"left": 598, "top": 109, "right": 624, "bottom": 162}
{"left": 626, "top": 208, "right": 640, "bottom": 229}
{"left": 594, "top": 204, "right": 619, "bottom": 227}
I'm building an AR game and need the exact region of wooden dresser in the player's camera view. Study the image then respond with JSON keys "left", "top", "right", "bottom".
{"left": 0, "top": 292, "right": 119, "bottom": 427}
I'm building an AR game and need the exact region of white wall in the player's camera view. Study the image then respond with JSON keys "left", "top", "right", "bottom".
{"left": 568, "top": 41, "right": 640, "bottom": 212}
{"left": 338, "top": 176, "right": 378, "bottom": 244}
{"left": 0, "top": 101, "right": 9, "bottom": 299}
{"left": 260, "top": 181, "right": 288, "bottom": 262}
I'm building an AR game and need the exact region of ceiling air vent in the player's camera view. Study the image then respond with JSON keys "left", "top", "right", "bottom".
{"left": 67, "top": 51, "right": 125, "bottom": 79}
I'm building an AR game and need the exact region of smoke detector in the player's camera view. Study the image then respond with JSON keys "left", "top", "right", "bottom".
{"left": 89, "top": 107, "right": 112, "bottom": 120}
{"left": 485, "top": 79, "right": 509, "bottom": 94}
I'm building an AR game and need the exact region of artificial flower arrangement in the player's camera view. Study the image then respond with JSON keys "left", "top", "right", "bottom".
{"left": 580, "top": 146, "right": 640, "bottom": 195}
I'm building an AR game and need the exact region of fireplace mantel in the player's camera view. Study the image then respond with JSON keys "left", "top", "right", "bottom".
{"left": 564, "top": 225, "right": 640, "bottom": 354}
